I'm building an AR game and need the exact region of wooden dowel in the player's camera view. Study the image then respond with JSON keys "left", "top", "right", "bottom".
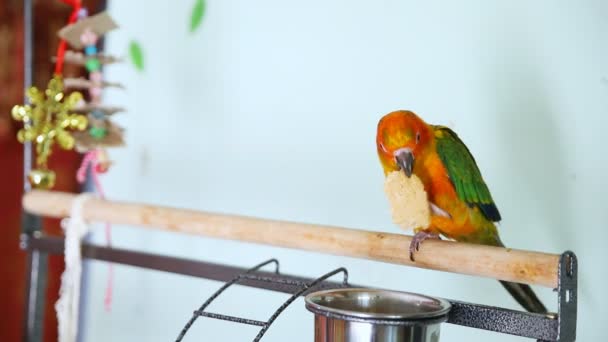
{"left": 23, "top": 190, "right": 559, "bottom": 288}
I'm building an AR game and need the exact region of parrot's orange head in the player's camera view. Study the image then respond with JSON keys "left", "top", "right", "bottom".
{"left": 376, "top": 110, "right": 432, "bottom": 177}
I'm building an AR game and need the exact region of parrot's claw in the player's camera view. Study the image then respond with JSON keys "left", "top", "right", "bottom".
{"left": 409, "top": 231, "right": 441, "bottom": 262}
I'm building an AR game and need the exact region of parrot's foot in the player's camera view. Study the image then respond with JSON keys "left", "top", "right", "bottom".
{"left": 409, "top": 230, "right": 441, "bottom": 262}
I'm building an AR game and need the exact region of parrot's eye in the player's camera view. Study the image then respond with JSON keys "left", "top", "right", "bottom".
{"left": 416, "top": 132, "right": 421, "bottom": 144}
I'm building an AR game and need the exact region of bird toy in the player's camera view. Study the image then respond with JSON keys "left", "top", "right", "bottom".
{"left": 11, "top": 77, "right": 87, "bottom": 189}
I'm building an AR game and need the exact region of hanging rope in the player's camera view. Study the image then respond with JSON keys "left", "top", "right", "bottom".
{"left": 55, "top": 193, "right": 91, "bottom": 342}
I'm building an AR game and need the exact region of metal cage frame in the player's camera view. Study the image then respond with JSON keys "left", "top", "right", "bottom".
{"left": 21, "top": 234, "right": 577, "bottom": 341}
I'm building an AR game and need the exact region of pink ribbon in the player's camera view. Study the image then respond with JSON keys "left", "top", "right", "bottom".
{"left": 77, "top": 149, "right": 113, "bottom": 312}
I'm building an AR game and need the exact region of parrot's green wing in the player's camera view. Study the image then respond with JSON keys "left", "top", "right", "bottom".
{"left": 433, "top": 126, "right": 501, "bottom": 222}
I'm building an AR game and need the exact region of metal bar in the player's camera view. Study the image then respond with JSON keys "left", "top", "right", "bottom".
{"left": 22, "top": 0, "right": 33, "bottom": 189}
{"left": 25, "top": 234, "right": 562, "bottom": 340}
{"left": 194, "top": 312, "right": 267, "bottom": 327}
{"left": 26, "top": 236, "right": 345, "bottom": 294}
{"left": 556, "top": 252, "right": 577, "bottom": 341}
{"left": 240, "top": 274, "right": 308, "bottom": 286}
{"left": 22, "top": 247, "right": 48, "bottom": 342}
{"left": 447, "top": 300, "right": 557, "bottom": 341}
{"left": 21, "top": 0, "right": 48, "bottom": 341}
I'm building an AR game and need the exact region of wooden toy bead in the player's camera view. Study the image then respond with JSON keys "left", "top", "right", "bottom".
{"left": 89, "top": 86, "right": 102, "bottom": 99}
{"left": 89, "top": 126, "right": 108, "bottom": 139}
{"left": 85, "top": 45, "right": 98, "bottom": 56}
{"left": 89, "top": 71, "right": 102, "bottom": 83}
{"left": 80, "top": 28, "right": 99, "bottom": 46}
{"left": 91, "top": 109, "right": 105, "bottom": 120}
{"left": 85, "top": 58, "right": 101, "bottom": 72}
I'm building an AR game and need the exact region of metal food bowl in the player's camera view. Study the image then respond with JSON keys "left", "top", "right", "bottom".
{"left": 305, "top": 288, "right": 451, "bottom": 342}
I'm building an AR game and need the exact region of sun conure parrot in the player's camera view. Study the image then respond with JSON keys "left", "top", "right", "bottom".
{"left": 376, "top": 110, "right": 547, "bottom": 314}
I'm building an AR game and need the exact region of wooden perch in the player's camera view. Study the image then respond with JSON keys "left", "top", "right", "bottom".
{"left": 23, "top": 190, "right": 560, "bottom": 288}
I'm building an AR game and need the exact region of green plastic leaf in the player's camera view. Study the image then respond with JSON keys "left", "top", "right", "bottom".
{"left": 129, "top": 40, "right": 144, "bottom": 72}
{"left": 190, "top": 0, "right": 205, "bottom": 33}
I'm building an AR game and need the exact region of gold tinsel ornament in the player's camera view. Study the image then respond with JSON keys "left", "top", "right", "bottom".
{"left": 11, "top": 76, "right": 88, "bottom": 189}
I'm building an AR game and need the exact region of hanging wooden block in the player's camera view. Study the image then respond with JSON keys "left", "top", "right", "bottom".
{"left": 64, "top": 77, "right": 125, "bottom": 90}
{"left": 53, "top": 50, "right": 122, "bottom": 66}
{"left": 72, "top": 102, "right": 125, "bottom": 116}
{"left": 58, "top": 12, "right": 118, "bottom": 49}
{"left": 73, "top": 120, "right": 125, "bottom": 151}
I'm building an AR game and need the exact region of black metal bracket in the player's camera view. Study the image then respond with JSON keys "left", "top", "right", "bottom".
{"left": 21, "top": 234, "right": 577, "bottom": 341}
{"left": 555, "top": 251, "right": 577, "bottom": 342}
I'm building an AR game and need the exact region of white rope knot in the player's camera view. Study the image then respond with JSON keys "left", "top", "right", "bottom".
{"left": 56, "top": 193, "right": 93, "bottom": 342}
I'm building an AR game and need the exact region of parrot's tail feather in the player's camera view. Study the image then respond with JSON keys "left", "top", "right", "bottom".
{"left": 499, "top": 280, "right": 547, "bottom": 313}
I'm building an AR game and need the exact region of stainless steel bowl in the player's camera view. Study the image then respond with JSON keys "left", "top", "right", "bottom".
{"left": 305, "top": 288, "right": 451, "bottom": 342}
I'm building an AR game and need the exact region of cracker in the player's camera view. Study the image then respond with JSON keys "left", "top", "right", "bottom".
{"left": 384, "top": 171, "right": 430, "bottom": 231}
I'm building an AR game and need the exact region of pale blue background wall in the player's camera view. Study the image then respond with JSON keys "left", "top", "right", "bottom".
{"left": 81, "top": 1, "right": 607, "bottom": 341}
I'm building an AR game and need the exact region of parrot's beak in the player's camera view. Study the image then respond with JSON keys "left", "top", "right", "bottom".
{"left": 394, "top": 148, "right": 414, "bottom": 178}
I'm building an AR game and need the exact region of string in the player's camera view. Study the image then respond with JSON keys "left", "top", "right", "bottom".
{"left": 76, "top": 149, "right": 114, "bottom": 311}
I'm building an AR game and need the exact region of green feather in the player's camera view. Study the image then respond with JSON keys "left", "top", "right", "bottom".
{"left": 434, "top": 126, "right": 501, "bottom": 222}
{"left": 129, "top": 40, "right": 144, "bottom": 72}
{"left": 190, "top": 0, "right": 206, "bottom": 33}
